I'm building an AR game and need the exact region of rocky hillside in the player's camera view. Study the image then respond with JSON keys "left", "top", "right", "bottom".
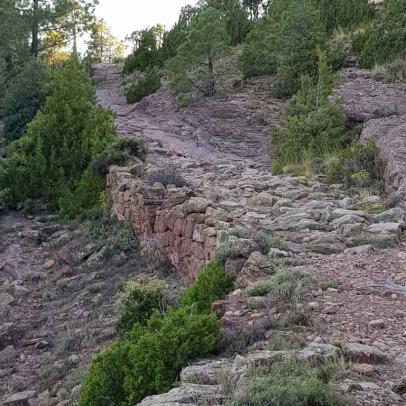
{"left": 98, "top": 64, "right": 406, "bottom": 405}
{"left": 1, "top": 63, "right": 406, "bottom": 405}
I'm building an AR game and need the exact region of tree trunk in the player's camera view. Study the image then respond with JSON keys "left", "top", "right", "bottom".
{"left": 206, "top": 53, "right": 215, "bottom": 97}
{"left": 5, "top": 53, "right": 13, "bottom": 73}
{"left": 31, "top": 0, "right": 39, "bottom": 57}
{"left": 72, "top": 22, "right": 78, "bottom": 55}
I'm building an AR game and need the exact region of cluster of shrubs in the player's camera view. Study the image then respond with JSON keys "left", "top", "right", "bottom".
{"left": 270, "top": 45, "right": 383, "bottom": 190}
{"left": 0, "top": 57, "right": 149, "bottom": 218}
{"left": 271, "top": 51, "right": 351, "bottom": 174}
{"left": 0, "top": 59, "right": 116, "bottom": 218}
{"left": 1, "top": 61, "right": 48, "bottom": 143}
{"left": 79, "top": 260, "right": 234, "bottom": 405}
{"left": 90, "top": 137, "right": 147, "bottom": 176}
{"left": 352, "top": 0, "right": 406, "bottom": 69}
{"left": 326, "top": 141, "right": 381, "bottom": 188}
{"left": 373, "top": 57, "right": 406, "bottom": 83}
{"left": 246, "top": 267, "right": 304, "bottom": 302}
{"left": 125, "top": 68, "right": 161, "bottom": 104}
{"left": 77, "top": 206, "right": 140, "bottom": 261}
{"left": 231, "top": 359, "right": 347, "bottom": 406}
{"left": 239, "top": 0, "right": 375, "bottom": 99}
{"left": 146, "top": 165, "right": 186, "bottom": 188}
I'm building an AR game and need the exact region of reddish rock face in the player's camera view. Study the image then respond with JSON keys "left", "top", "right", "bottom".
{"left": 107, "top": 168, "right": 219, "bottom": 279}
{"left": 338, "top": 68, "right": 406, "bottom": 212}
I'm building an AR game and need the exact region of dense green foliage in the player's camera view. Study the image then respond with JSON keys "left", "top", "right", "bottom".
{"left": 354, "top": 0, "right": 406, "bottom": 68}
{"left": 125, "top": 67, "right": 161, "bottom": 103}
{"left": 205, "top": 0, "right": 251, "bottom": 45}
{"left": 239, "top": 0, "right": 327, "bottom": 98}
{"left": 181, "top": 261, "right": 235, "bottom": 313}
{"left": 233, "top": 360, "right": 347, "bottom": 406}
{"left": 0, "top": 59, "right": 115, "bottom": 216}
{"left": 2, "top": 61, "right": 48, "bottom": 142}
{"left": 160, "top": 6, "right": 198, "bottom": 62}
{"left": 79, "top": 339, "right": 131, "bottom": 406}
{"left": 77, "top": 206, "right": 140, "bottom": 260}
{"left": 86, "top": 19, "right": 124, "bottom": 63}
{"left": 116, "top": 279, "right": 165, "bottom": 335}
{"left": 90, "top": 136, "right": 147, "bottom": 176}
{"left": 124, "top": 28, "right": 161, "bottom": 74}
{"left": 80, "top": 309, "right": 220, "bottom": 406}
{"left": 80, "top": 260, "right": 233, "bottom": 405}
{"left": 238, "top": 18, "right": 276, "bottom": 78}
{"left": 238, "top": 0, "right": 288, "bottom": 78}
{"left": 166, "top": 7, "right": 229, "bottom": 101}
{"left": 327, "top": 141, "right": 381, "bottom": 187}
{"left": 313, "top": 0, "right": 374, "bottom": 34}
{"left": 272, "top": 52, "right": 350, "bottom": 173}
{"left": 271, "top": 0, "right": 326, "bottom": 98}
{"left": 123, "top": 308, "right": 220, "bottom": 405}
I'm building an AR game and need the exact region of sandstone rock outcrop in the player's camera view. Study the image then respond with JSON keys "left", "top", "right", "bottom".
{"left": 339, "top": 68, "right": 406, "bottom": 211}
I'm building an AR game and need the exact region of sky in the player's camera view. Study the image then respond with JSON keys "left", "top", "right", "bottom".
{"left": 96, "top": 0, "right": 199, "bottom": 42}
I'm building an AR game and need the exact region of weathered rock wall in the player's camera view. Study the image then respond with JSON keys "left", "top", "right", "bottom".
{"left": 107, "top": 166, "right": 225, "bottom": 278}
{"left": 339, "top": 69, "right": 406, "bottom": 209}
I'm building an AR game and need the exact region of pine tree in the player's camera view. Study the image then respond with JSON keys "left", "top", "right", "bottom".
{"left": 0, "top": 58, "right": 115, "bottom": 215}
{"left": 123, "top": 27, "right": 161, "bottom": 73}
{"left": 238, "top": 0, "right": 291, "bottom": 78}
{"left": 166, "top": 7, "right": 229, "bottom": 101}
{"left": 87, "top": 19, "right": 124, "bottom": 63}
{"left": 272, "top": 51, "right": 349, "bottom": 173}
{"left": 160, "top": 6, "right": 198, "bottom": 62}
{"left": 271, "top": 0, "right": 326, "bottom": 98}
{"left": 312, "top": 0, "right": 374, "bottom": 33}
{"left": 2, "top": 60, "right": 48, "bottom": 142}
{"left": 356, "top": 0, "right": 406, "bottom": 67}
{"left": 204, "top": 0, "right": 251, "bottom": 45}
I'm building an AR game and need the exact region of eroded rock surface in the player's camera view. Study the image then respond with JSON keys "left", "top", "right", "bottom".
{"left": 94, "top": 64, "right": 406, "bottom": 405}
{"left": 339, "top": 68, "right": 406, "bottom": 210}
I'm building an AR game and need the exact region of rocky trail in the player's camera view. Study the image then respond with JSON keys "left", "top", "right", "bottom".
{"left": 1, "top": 64, "right": 406, "bottom": 405}
{"left": 99, "top": 65, "right": 406, "bottom": 405}
{"left": 94, "top": 63, "right": 283, "bottom": 169}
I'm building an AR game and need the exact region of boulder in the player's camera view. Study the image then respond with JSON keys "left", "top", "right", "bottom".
{"left": 0, "top": 345, "right": 17, "bottom": 364}
{"left": 224, "top": 257, "right": 246, "bottom": 277}
{"left": 136, "top": 384, "right": 224, "bottom": 405}
{"left": 376, "top": 208, "right": 404, "bottom": 223}
{"left": 344, "top": 245, "right": 375, "bottom": 255}
{"left": 331, "top": 209, "right": 370, "bottom": 220}
{"left": 182, "top": 197, "right": 211, "bottom": 215}
{"left": 2, "top": 391, "right": 36, "bottom": 406}
{"left": 343, "top": 342, "right": 390, "bottom": 364}
{"left": 180, "top": 359, "right": 233, "bottom": 385}
{"left": 367, "top": 222, "right": 402, "bottom": 235}
{"left": 352, "top": 363, "right": 375, "bottom": 376}
{"left": 248, "top": 192, "right": 275, "bottom": 207}
{"left": 0, "top": 293, "right": 15, "bottom": 306}
{"left": 233, "top": 350, "right": 290, "bottom": 369}
{"left": 393, "top": 376, "right": 406, "bottom": 395}
{"left": 245, "top": 251, "right": 269, "bottom": 269}
{"left": 331, "top": 214, "right": 365, "bottom": 228}
{"left": 231, "top": 239, "right": 259, "bottom": 258}
{"left": 297, "top": 343, "right": 342, "bottom": 366}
